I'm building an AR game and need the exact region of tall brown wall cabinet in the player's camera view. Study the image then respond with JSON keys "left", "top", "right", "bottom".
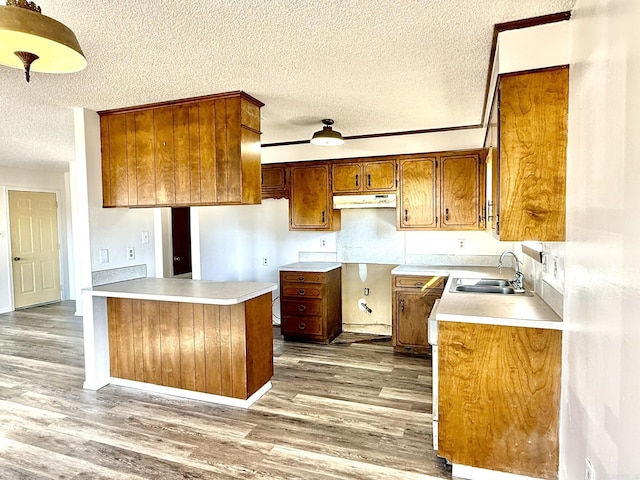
{"left": 99, "top": 91, "right": 263, "bottom": 208}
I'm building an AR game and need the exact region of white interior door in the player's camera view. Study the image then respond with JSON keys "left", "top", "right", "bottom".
{"left": 9, "top": 191, "right": 61, "bottom": 309}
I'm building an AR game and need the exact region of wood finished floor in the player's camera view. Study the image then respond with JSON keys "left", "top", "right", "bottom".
{"left": 0, "top": 302, "right": 453, "bottom": 480}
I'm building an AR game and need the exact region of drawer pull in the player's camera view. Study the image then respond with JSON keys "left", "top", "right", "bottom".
{"left": 298, "top": 289, "right": 306, "bottom": 296}
{"left": 355, "top": 174, "right": 359, "bottom": 187}
{"left": 298, "top": 322, "right": 306, "bottom": 330}
{"left": 298, "top": 276, "right": 305, "bottom": 282}
{"left": 415, "top": 282, "right": 424, "bottom": 288}
{"left": 298, "top": 305, "right": 306, "bottom": 312}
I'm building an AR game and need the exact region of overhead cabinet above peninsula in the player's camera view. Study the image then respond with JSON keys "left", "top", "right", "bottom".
{"left": 99, "top": 91, "right": 263, "bottom": 208}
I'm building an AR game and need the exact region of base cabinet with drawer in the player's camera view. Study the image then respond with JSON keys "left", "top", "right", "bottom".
{"left": 392, "top": 275, "right": 446, "bottom": 354}
{"left": 279, "top": 267, "right": 342, "bottom": 343}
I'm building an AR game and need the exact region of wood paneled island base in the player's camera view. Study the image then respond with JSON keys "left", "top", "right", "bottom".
{"left": 82, "top": 278, "right": 277, "bottom": 408}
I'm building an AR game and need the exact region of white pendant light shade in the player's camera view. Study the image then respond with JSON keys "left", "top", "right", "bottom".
{"left": 311, "top": 119, "right": 344, "bottom": 146}
{"left": 0, "top": 1, "right": 86, "bottom": 82}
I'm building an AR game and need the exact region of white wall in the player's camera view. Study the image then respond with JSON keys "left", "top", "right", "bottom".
{"left": 561, "top": 0, "right": 640, "bottom": 479}
{"left": 71, "top": 109, "right": 157, "bottom": 314}
{"left": 0, "top": 166, "right": 72, "bottom": 313}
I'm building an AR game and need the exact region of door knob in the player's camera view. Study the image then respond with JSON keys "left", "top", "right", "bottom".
{"left": 173, "top": 256, "right": 181, "bottom": 262}
{"left": 13, "top": 257, "right": 21, "bottom": 261}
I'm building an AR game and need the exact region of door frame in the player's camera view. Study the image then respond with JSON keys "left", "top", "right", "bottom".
{"left": 4, "top": 187, "right": 67, "bottom": 311}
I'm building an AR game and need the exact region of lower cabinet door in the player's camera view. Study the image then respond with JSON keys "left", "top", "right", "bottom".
{"left": 281, "top": 315, "right": 323, "bottom": 336}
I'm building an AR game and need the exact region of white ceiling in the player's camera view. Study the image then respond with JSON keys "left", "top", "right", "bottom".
{"left": 0, "top": 0, "right": 575, "bottom": 172}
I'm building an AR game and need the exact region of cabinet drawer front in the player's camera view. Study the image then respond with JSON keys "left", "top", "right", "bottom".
{"left": 281, "top": 315, "right": 323, "bottom": 336}
{"left": 394, "top": 275, "right": 447, "bottom": 290}
{"left": 281, "top": 284, "right": 323, "bottom": 298}
{"left": 281, "top": 272, "right": 325, "bottom": 284}
{"left": 282, "top": 299, "right": 323, "bottom": 316}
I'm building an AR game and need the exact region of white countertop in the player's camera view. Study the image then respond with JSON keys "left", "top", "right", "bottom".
{"left": 279, "top": 262, "right": 342, "bottom": 272}
{"left": 84, "top": 277, "right": 277, "bottom": 305}
{"left": 392, "top": 265, "right": 562, "bottom": 330}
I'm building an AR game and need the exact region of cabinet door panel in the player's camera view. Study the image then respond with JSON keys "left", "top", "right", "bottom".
{"left": 395, "top": 292, "right": 433, "bottom": 347}
{"left": 290, "top": 165, "right": 332, "bottom": 229}
{"left": 154, "top": 107, "right": 176, "bottom": 205}
{"left": 440, "top": 154, "right": 480, "bottom": 229}
{"left": 214, "top": 98, "right": 230, "bottom": 203}
{"left": 198, "top": 100, "right": 217, "bottom": 204}
{"left": 364, "top": 160, "right": 395, "bottom": 191}
{"left": 134, "top": 110, "right": 156, "bottom": 206}
{"left": 398, "top": 158, "right": 437, "bottom": 229}
{"left": 332, "top": 163, "right": 361, "bottom": 193}
{"left": 174, "top": 105, "right": 192, "bottom": 205}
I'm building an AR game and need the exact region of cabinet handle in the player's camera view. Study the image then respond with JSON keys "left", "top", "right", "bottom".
{"left": 298, "top": 289, "right": 306, "bottom": 296}
{"left": 298, "top": 305, "right": 306, "bottom": 312}
{"left": 322, "top": 211, "right": 325, "bottom": 223}
{"left": 445, "top": 208, "right": 450, "bottom": 221}
{"left": 405, "top": 209, "right": 408, "bottom": 222}
{"left": 298, "top": 276, "right": 305, "bottom": 282}
{"left": 298, "top": 322, "right": 306, "bottom": 330}
{"left": 415, "top": 282, "right": 424, "bottom": 288}
{"left": 401, "top": 299, "right": 405, "bottom": 312}
{"left": 367, "top": 174, "right": 371, "bottom": 187}
{"left": 355, "top": 174, "right": 359, "bottom": 187}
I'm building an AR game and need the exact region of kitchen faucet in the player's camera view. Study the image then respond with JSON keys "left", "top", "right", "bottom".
{"left": 498, "top": 250, "right": 525, "bottom": 292}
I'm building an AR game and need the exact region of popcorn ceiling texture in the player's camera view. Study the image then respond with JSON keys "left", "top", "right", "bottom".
{"left": 0, "top": 0, "right": 575, "bottom": 171}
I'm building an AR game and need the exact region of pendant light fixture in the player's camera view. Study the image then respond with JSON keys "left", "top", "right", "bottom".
{"left": 0, "top": 0, "right": 86, "bottom": 82}
{"left": 310, "top": 119, "right": 344, "bottom": 146}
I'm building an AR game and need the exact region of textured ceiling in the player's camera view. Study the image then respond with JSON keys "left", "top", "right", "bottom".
{"left": 0, "top": 0, "right": 575, "bottom": 172}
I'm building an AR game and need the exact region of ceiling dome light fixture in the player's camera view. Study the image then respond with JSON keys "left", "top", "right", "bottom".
{"left": 310, "top": 119, "right": 344, "bottom": 146}
{"left": 0, "top": 0, "right": 86, "bottom": 82}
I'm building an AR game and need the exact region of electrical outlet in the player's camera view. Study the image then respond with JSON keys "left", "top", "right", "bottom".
{"left": 585, "top": 458, "right": 596, "bottom": 480}
{"left": 99, "top": 249, "right": 109, "bottom": 264}
{"left": 262, "top": 257, "right": 268, "bottom": 266}
{"left": 141, "top": 231, "right": 150, "bottom": 244}
{"left": 127, "top": 247, "right": 135, "bottom": 260}
{"left": 320, "top": 237, "right": 327, "bottom": 248}
{"left": 457, "top": 238, "right": 466, "bottom": 250}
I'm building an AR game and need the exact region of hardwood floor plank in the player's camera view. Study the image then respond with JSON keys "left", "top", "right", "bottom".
{"left": 0, "top": 302, "right": 452, "bottom": 480}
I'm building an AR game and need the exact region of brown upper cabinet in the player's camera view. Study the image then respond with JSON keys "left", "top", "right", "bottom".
{"left": 332, "top": 159, "right": 396, "bottom": 194}
{"left": 289, "top": 163, "right": 340, "bottom": 231}
{"left": 261, "top": 164, "right": 288, "bottom": 199}
{"left": 397, "top": 151, "right": 485, "bottom": 230}
{"left": 99, "top": 91, "right": 264, "bottom": 208}
{"left": 489, "top": 67, "right": 568, "bottom": 241}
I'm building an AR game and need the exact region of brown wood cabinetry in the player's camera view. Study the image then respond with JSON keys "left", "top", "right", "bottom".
{"left": 106, "top": 294, "right": 273, "bottom": 400}
{"left": 289, "top": 163, "right": 340, "bottom": 231}
{"left": 397, "top": 151, "right": 484, "bottom": 230}
{"left": 392, "top": 275, "right": 446, "bottom": 354}
{"left": 261, "top": 164, "right": 288, "bottom": 199}
{"left": 438, "top": 321, "right": 561, "bottom": 480}
{"left": 440, "top": 153, "right": 484, "bottom": 230}
{"left": 397, "top": 156, "right": 438, "bottom": 229}
{"left": 99, "top": 91, "right": 263, "bottom": 208}
{"left": 489, "top": 66, "right": 568, "bottom": 241}
{"left": 280, "top": 268, "right": 342, "bottom": 343}
{"left": 332, "top": 159, "right": 396, "bottom": 194}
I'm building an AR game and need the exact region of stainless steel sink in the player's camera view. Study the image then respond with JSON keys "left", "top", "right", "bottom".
{"left": 454, "top": 284, "right": 516, "bottom": 294}
{"left": 449, "top": 278, "right": 531, "bottom": 295}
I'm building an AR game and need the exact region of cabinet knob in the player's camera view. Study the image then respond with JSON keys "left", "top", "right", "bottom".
{"left": 298, "top": 289, "right": 306, "bottom": 296}
{"left": 415, "top": 282, "right": 424, "bottom": 288}
{"left": 298, "top": 305, "right": 306, "bottom": 312}
{"left": 298, "top": 322, "right": 306, "bottom": 330}
{"left": 298, "top": 276, "right": 305, "bottom": 282}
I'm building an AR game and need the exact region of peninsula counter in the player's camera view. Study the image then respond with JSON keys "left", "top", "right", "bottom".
{"left": 82, "top": 278, "right": 277, "bottom": 408}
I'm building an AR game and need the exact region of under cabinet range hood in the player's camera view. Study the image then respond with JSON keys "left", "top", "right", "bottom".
{"left": 332, "top": 194, "right": 396, "bottom": 209}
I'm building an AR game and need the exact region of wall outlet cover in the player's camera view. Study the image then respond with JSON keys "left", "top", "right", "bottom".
{"left": 127, "top": 247, "right": 135, "bottom": 260}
